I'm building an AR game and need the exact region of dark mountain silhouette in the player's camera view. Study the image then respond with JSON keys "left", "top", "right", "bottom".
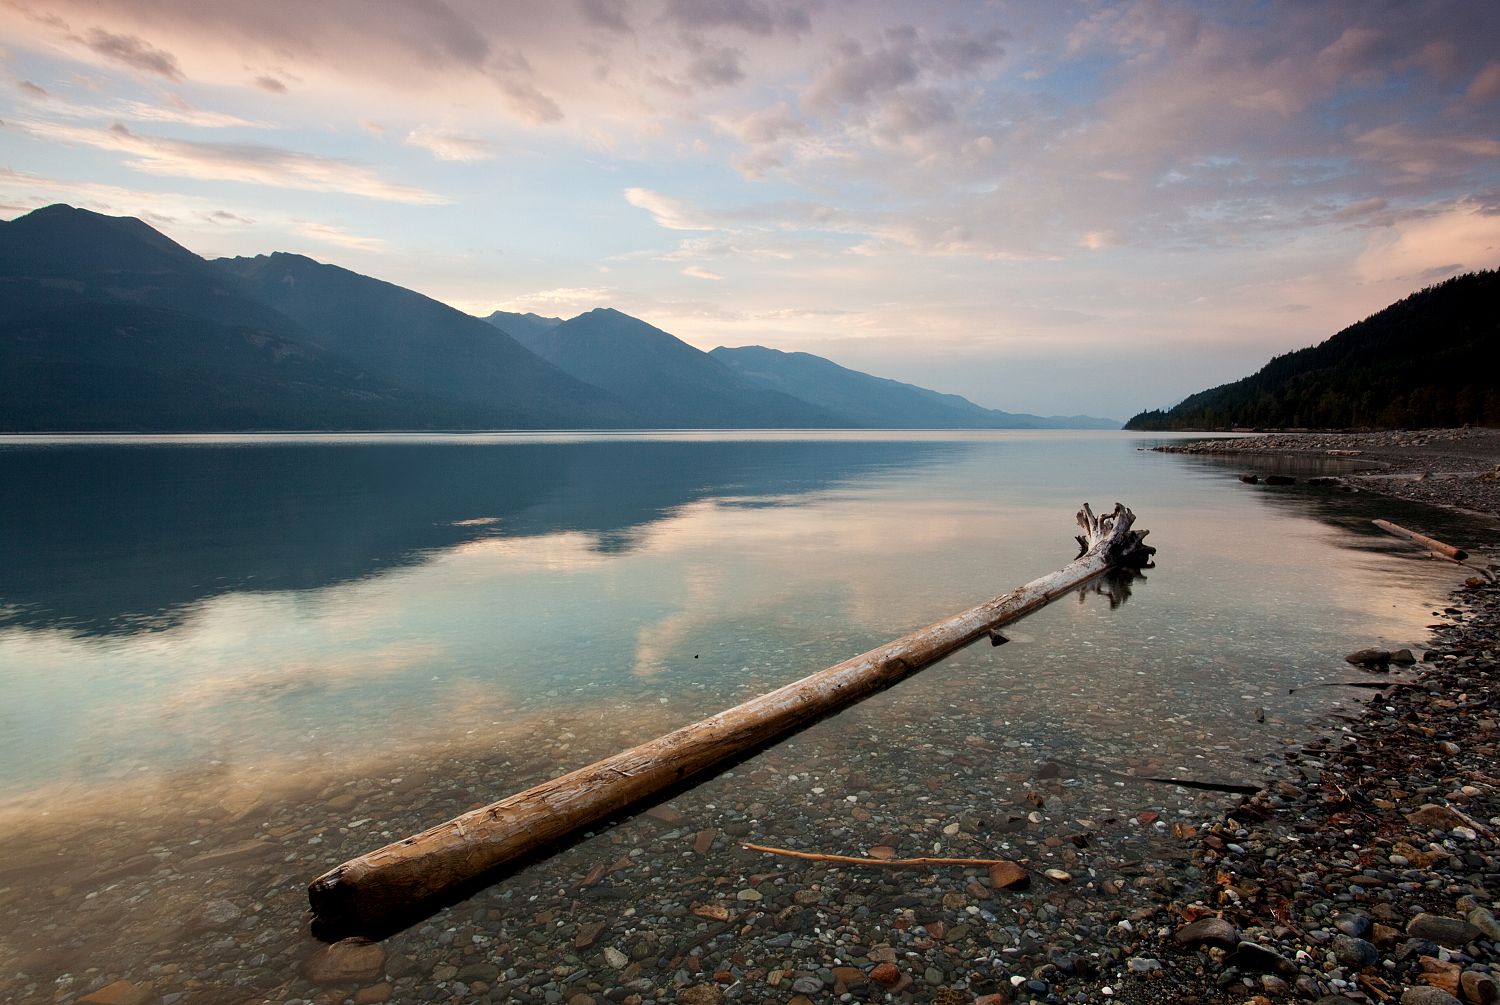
{"left": 0, "top": 205, "right": 476, "bottom": 431}
{"left": 485, "top": 310, "right": 563, "bottom": 341}
{"left": 212, "top": 254, "right": 637, "bottom": 428}
{"left": 3, "top": 204, "right": 1118, "bottom": 431}
{"left": 1126, "top": 271, "right": 1500, "bottom": 430}
{"left": 495, "top": 307, "right": 842, "bottom": 427}
{"left": 711, "top": 344, "right": 1120, "bottom": 429}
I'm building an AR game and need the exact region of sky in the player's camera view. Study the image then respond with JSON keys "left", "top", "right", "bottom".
{"left": 1, "top": 0, "right": 1497, "bottom": 421}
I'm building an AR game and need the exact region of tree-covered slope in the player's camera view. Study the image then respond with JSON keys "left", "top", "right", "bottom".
{"left": 1125, "top": 271, "right": 1500, "bottom": 430}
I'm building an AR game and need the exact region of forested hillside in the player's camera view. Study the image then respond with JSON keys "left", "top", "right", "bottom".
{"left": 1126, "top": 272, "right": 1499, "bottom": 430}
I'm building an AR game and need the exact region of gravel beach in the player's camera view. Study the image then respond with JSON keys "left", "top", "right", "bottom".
{"left": 5, "top": 430, "right": 1499, "bottom": 1005}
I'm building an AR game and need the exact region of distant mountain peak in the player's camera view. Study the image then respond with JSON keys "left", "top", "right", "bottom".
{"left": 6, "top": 202, "right": 201, "bottom": 266}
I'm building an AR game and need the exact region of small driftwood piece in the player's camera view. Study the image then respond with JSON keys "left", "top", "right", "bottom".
{"left": 1371, "top": 519, "right": 1468, "bottom": 561}
{"left": 308, "top": 503, "right": 1154, "bottom": 933}
{"left": 741, "top": 843, "right": 1010, "bottom": 869}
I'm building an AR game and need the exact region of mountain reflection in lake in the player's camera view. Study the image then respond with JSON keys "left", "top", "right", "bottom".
{"left": 0, "top": 431, "right": 1482, "bottom": 1003}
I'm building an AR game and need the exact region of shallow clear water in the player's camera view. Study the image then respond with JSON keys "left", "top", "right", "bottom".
{"left": 0, "top": 430, "right": 1480, "bottom": 1000}
{"left": 0, "top": 431, "right": 1465, "bottom": 797}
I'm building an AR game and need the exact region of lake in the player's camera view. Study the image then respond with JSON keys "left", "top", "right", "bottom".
{"left": 0, "top": 430, "right": 1478, "bottom": 1003}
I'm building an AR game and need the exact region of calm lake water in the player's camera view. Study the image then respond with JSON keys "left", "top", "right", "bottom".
{"left": 0, "top": 430, "right": 1481, "bottom": 1001}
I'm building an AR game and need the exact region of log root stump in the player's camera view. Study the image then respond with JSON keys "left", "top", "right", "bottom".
{"left": 1075, "top": 502, "right": 1156, "bottom": 568}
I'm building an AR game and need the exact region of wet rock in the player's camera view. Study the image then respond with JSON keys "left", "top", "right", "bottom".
{"left": 1406, "top": 804, "right": 1472, "bottom": 831}
{"left": 1346, "top": 648, "right": 1393, "bottom": 667}
{"left": 1401, "top": 990, "right": 1461, "bottom": 1005}
{"left": 180, "top": 838, "right": 274, "bottom": 871}
{"left": 1334, "top": 912, "right": 1373, "bottom": 938}
{"left": 1331, "top": 934, "right": 1380, "bottom": 969}
{"left": 304, "top": 939, "right": 386, "bottom": 984}
{"left": 1407, "top": 914, "right": 1480, "bottom": 947}
{"left": 352, "top": 984, "right": 392, "bottom": 1005}
{"left": 870, "top": 963, "right": 901, "bottom": 987}
{"left": 1419, "top": 957, "right": 1462, "bottom": 996}
{"left": 195, "top": 899, "right": 243, "bottom": 930}
{"left": 1461, "top": 970, "right": 1499, "bottom": 1004}
{"left": 1173, "top": 917, "right": 1240, "bottom": 949}
{"left": 1226, "top": 942, "right": 1297, "bottom": 976}
{"left": 78, "top": 981, "right": 154, "bottom": 1005}
{"left": 1468, "top": 908, "right": 1500, "bottom": 941}
{"left": 987, "top": 861, "right": 1029, "bottom": 889}
{"left": 676, "top": 985, "right": 724, "bottom": 1005}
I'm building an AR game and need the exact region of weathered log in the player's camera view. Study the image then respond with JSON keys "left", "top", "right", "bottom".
{"left": 308, "top": 503, "right": 1154, "bottom": 933}
{"left": 1372, "top": 519, "right": 1468, "bottom": 561}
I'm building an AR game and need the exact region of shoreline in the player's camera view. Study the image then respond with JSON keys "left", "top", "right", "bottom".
{"left": 1082, "top": 429, "right": 1500, "bottom": 1004}
{"left": 1151, "top": 427, "right": 1500, "bottom": 525}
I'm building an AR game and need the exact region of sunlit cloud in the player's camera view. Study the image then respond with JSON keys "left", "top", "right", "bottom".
{"left": 625, "top": 187, "right": 716, "bottom": 230}
{"left": 9, "top": 119, "right": 449, "bottom": 203}
{"left": 681, "top": 264, "right": 723, "bottom": 280}
{"left": 293, "top": 220, "right": 387, "bottom": 252}
{"left": 18, "top": 86, "right": 267, "bottom": 128}
{"left": 404, "top": 124, "right": 496, "bottom": 162}
{"left": 1354, "top": 200, "right": 1500, "bottom": 283}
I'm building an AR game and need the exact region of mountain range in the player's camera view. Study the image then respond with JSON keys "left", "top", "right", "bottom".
{"left": 0, "top": 204, "right": 1118, "bottom": 431}
{"left": 1125, "top": 270, "right": 1500, "bottom": 431}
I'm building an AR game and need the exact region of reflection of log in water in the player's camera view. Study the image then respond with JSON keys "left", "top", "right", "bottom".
{"left": 308, "top": 503, "right": 1156, "bottom": 934}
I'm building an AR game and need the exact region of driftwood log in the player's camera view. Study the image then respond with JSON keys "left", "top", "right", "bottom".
{"left": 1371, "top": 518, "right": 1468, "bottom": 561}
{"left": 308, "top": 503, "right": 1154, "bottom": 933}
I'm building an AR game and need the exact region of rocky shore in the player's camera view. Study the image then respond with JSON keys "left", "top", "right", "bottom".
{"left": 1071, "top": 428, "right": 1500, "bottom": 1004}
{"left": 1153, "top": 428, "right": 1500, "bottom": 519}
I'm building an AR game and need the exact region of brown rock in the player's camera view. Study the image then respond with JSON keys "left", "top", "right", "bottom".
{"left": 180, "top": 839, "right": 274, "bottom": 871}
{"left": 352, "top": 983, "right": 393, "bottom": 1005}
{"left": 867, "top": 845, "right": 897, "bottom": 860}
{"left": 677, "top": 985, "right": 724, "bottom": 1005}
{"left": 832, "top": 966, "right": 867, "bottom": 988}
{"left": 78, "top": 981, "right": 154, "bottom": 1005}
{"left": 1346, "top": 648, "right": 1392, "bottom": 666}
{"left": 987, "top": 861, "right": 1029, "bottom": 889}
{"left": 568, "top": 995, "right": 597, "bottom": 1005}
{"left": 692, "top": 829, "right": 716, "bottom": 854}
{"left": 975, "top": 995, "right": 1012, "bottom": 1005}
{"left": 1174, "top": 917, "right": 1240, "bottom": 949}
{"left": 690, "top": 901, "right": 730, "bottom": 921}
{"left": 303, "top": 939, "right": 386, "bottom": 984}
{"left": 1406, "top": 804, "right": 1471, "bottom": 832}
{"left": 644, "top": 804, "right": 686, "bottom": 824}
{"left": 870, "top": 963, "right": 902, "bottom": 987}
{"left": 1420, "top": 956, "right": 1463, "bottom": 995}
{"left": 1463, "top": 970, "right": 1499, "bottom": 1004}
{"left": 575, "top": 921, "right": 606, "bottom": 949}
